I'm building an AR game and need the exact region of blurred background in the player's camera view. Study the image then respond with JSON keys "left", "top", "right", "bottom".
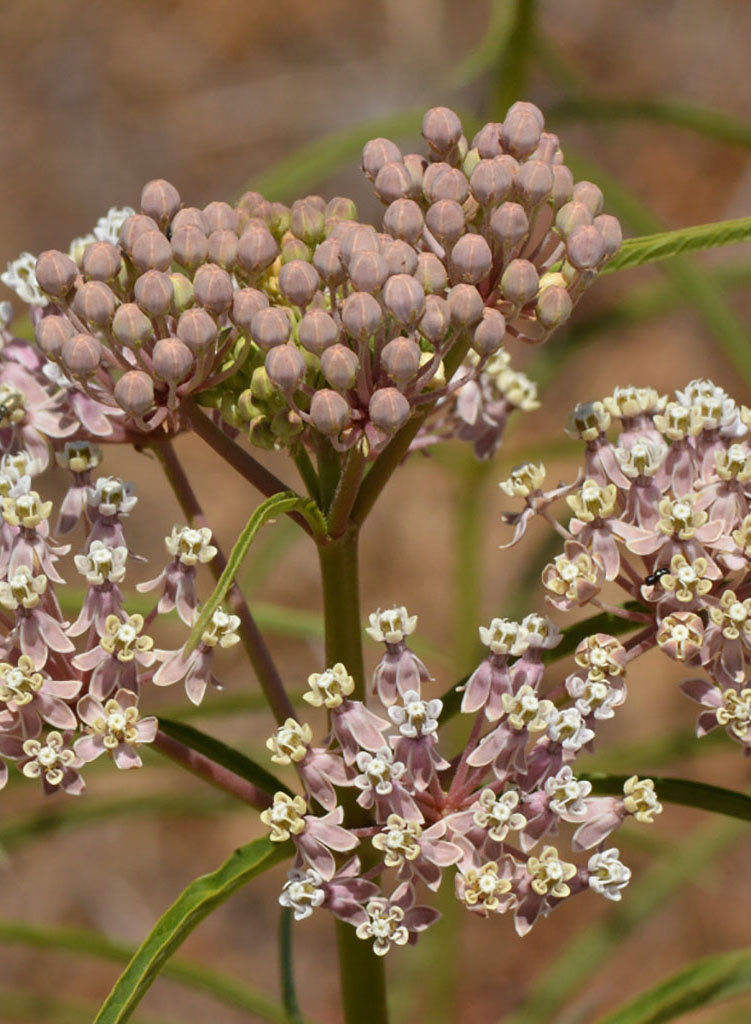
{"left": 0, "top": 1, "right": 750, "bottom": 1022}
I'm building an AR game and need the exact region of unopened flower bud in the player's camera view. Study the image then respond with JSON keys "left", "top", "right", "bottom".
{"left": 381, "top": 337, "right": 421, "bottom": 387}
{"left": 594, "top": 214, "right": 622, "bottom": 257}
{"left": 74, "top": 280, "right": 116, "bottom": 325}
{"left": 140, "top": 179, "right": 181, "bottom": 228}
{"left": 472, "top": 308, "right": 506, "bottom": 356}
{"left": 425, "top": 199, "right": 465, "bottom": 246}
{"left": 383, "top": 274, "right": 426, "bottom": 325}
{"left": 251, "top": 307, "right": 291, "bottom": 350}
{"left": 134, "top": 270, "right": 174, "bottom": 316}
{"left": 171, "top": 207, "right": 207, "bottom": 233}
{"left": 501, "top": 259, "right": 539, "bottom": 306}
{"left": 131, "top": 231, "right": 173, "bottom": 272}
{"left": 231, "top": 288, "right": 269, "bottom": 332}
{"left": 299, "top": 308, "right": 339, "bottom": 356}
{"left": 573, "top": 181, "right": 604, "bottom": 217}
{"left": 426, "top": 168, "right": 470, "bottom": 204}
{"left": 281, "top": 237, "right": 311, "bottom": 265}
{"left": 383, "top": 199, "right": 423, "bottom": 243}
{"left": 470, "top": 157, "right": 514, "bottom": 206}
{"left": 502, "top": 101, "right": 544, "bottom": 157}
{"left": 62, "top": 333, "right": 102, "bottom": 377}
{"left": 346, "top": 250, "right": 388, "bottom": 293}
{"left": 374, "top": 161, "right": 413, "bottom": 204}
{"left": 35, "top": 250, "right": 78, "bottom": 296}
{"left": 82, "top": 241, "right": 122, "bottom": 282}
{"left": 551, "top": 165, "right": 574, "bottom": 208}
{"left": 321, "top": 344, "right": 360, "bottom": 390}
{"left": 313, "top": 238, "right": 346, "bottom": 286}
{"left": 203, "top": 200, "right": 239, "bottom": 234}
{"left": 175, "top": 307, "right": 216, "bottom": 353}
{"left": 473, "top": 121, "right": 504, "bottom": 158}
{"left": 194, "top": 263, "right": 234, "bottom": 315}
{"left": 326, "top": 196, "right": 358, "bottom": 222}
{"left": 402, "top": 153, "right": 427, "bottom": 190}
{"left": 516, "top": 160, "right": 554, "bottom": 207}
{"left": 536, "top": 285, "right": 573, "bottom": 328}
{"left": 35, "top": 315, "right": 74, "bottom": 357}
{"left": 153, "top": 336, "right": 194, "bottom": 382}
{"left": 290, "top": 200, "right": 325, "bottom": 245}
{"left": 422, "top": 106, "right": 463, "bottom": 154}
{"left": 342, "top": 291, "right": 382, "bottom": 340}
{"left": 114, "top": 370, "right": 155, "bottom": 415}
{"left": 340, "top": 224, "right": 380, "bottom": 262}
{"left": 362, "top": 138, "right": 403, "bottom": 180}
{"left": 555, "top": 201, "right": 592, "bottom": 240}
{"left": 566, "top": 226, "right": 605, "bottom": 270}
{"left": 169, "top": 272, "right": 194, "bottom": 314}
{"left": 310, "top": 389, "right": 351, "bottom": 435}
{"left": 447, "top": 283, "right": 484, "bottom": 326}
{"left": 171, "top": 226, "right": 209, "bottom": 270}
{"left": 207, "top": 229, "right": 238, "bottom": 269}
{"left": 112, "top": 303, "right": 154, "bottom": 348}
{"left": 382, "top": 239, "right": 418, "bottom": 276}
{"left": 419, "top": 294, "right": 451, "bottom": 343}
{"left": 369, "top": 387, "right": 410, "bottom": 434}
{"left": 119, "top": 214, "right": 159, "bottom": 253}
{"left": 266, "top": 344, "right": 306, "bottom": 392}
{"left": 279, "top": 259, "right": 320, "bottom": 307}
{"left": 490, "top": 202, "right": 529, "bottom": 246}
{"left": 237, "top": 222, "right": 279, "bottom": 275}
{"left": 414, "top": 252, "right": 448, "bottom": 294}
{"left": 450, "top": 233, "right": 492, "bottom": 284}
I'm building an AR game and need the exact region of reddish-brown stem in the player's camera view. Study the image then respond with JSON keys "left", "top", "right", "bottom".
{"left": 153, "top": 729, "right": 272, "bottom": 809}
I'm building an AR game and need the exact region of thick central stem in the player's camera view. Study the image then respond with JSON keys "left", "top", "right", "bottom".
{"left": 318, "top": 529, "right": 389, "bottom": 1024}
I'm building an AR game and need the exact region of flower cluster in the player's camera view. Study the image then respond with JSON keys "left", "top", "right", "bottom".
{"left": 268, "top": 606, "right": 660, "bottom": 954}
{"left": 501, "top": 380, "right": 751, "bottom": 753}
{"left": 2, "top": 103, "right": 619, "bottom": 464}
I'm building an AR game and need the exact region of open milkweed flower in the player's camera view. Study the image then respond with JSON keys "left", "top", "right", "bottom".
{"left": 72, "top": 613, "right": 155, "bottom": 699}
{"left": 137, "top": 525, "right": 217, "bottom": 625}
{"left": 367, "top": 607, "right": 432, "bottom": 706}
{"left": 0, "top": 654, "right": 80, "bottom": 736}
{"left": 74, "top": 688, "right": 157, "bottom": 769}
{"left": 20, "top": 730, "right": 84, "bottom": 795}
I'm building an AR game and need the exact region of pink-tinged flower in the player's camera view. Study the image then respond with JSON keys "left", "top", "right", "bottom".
{"left": 613, "top": 493, "right": 724, "bottom": 570}
{"left": 622, "top": 776, "right": 663, "bottom": 822}
{"left": 656, "top": 611, "right": 705, "bottom": 664}
{"left": 278, "top": 866, "right": 326, "bottom": 921}
{"left": 510, "top": 614, "right": 561, "bottom": 691}
{"left": 265, "top": 718, "right": 350, "bottom": 810}
{"left": 0, "top": 566, "right": 75, "bottom": 667}
{"left": 261, "top": 791, "right": 308, "bottom": 842}
{"left": 705, "top": 590, "right": 751, "bottom": 687}
{"left": 54, "top": 441, "right": 103, "bottom": 534}
{"left": 587, "top": 848, "right": 631, "bottom": 901}
{"left": 565, "top": 673, "right": 626, "bottom": 721}
{"left": 372, "top": 815, "right": 461, "bottom": 890}
{"left": 542, "top": 541, "right": 605, "bottom": 611}
{"left": 447, "top": 789, "right": 527, "bottom": 863}
{"left": 388, "top": 690, "right": 449, "bottom": 791}
{"left": 279, "top": 859, "right": 380, "bottom": 925}
{"left": 294, "top": 806, "right": 360, "bottom": 880}
{"left": 154, "top": 608, "right": 240, "bottom": 705}
{"left": 2, "top": 490, "right": 70, "bottom": 582}
{"left": 85, "top": 477, "right": 137, "bottom": 549}
{"left": 42, "top": 361, "right": 125, "bottom": 441}
{"left": 566, "top": 479, "right": 621, "bottom": 579}
{"left": 545, "top": 707, "right": 595, "bottom": 757}
{"left": 499, "top": 462, "right": 578, "bottom": 548}
{"left": 650, "top": 553, "right": 713, "bottom": 608}
{"left": 613, "top": 439, "right": 666, "bottom": 528}
{"left": 653, "top": 401, "right": 702, "bottom": 496}
{"left": 72, "top": 613, "right": 155, "bottom": 700}
{"left": 574, "top": 633, "right": 627, "bottom": 682}
{"left": 513, "top": 845, "right": 579, "bottom": 936}
{"left": 303, "top": 664, "right": 390, "bottom": 764}
{"left": 74, "top": 688, "right": 157, "bottom": 769}
{"left": 20, "top": 730, "right": 85, "bottom": 795}
{"left": 566, "top": 401, "right": 629, "bottom": 487}
{"left": 0, "top": 654, "right": 80, "bottom": 736}
{"left": 681, "top": 677, "right": 751, "bottom": 750}
{"left": 467, "top": 685, "right": 555, "bottom": 776}
{"left": 461, "top": 618, "right": 517, "bottom": 720}
{"left": 366, "top": 607, "right": 431, "bottom": 706}
{"left": 69, "top": 541, "right": 127, "bottom": 636}
{"left": 456, "top": 859, "right": 515, "bottom": 915}
{"left": 355, "top": 882, "right": 439, "bottom": 954}
{"left": 0, "top": 362, "right": 77, "bottom": 469}
{"left": 354, "top": 747, "right": 423, "bottom": 821}
{"left": 137, "top": 525, "right": 217, "bottom": 626}
{"left": 604, "top": 386, "right": 667, "bottom": 447}
{"left": 571, "top": 797, "right": 625, "bottom": 851}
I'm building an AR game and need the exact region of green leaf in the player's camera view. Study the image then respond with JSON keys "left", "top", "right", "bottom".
{"left": 583, "top": 773, "right": 751, "bottom": 822}
{"left": 605, "top": 217, "right": 751, "bottom": 274}
{"left": 551, "top": 96, "right": 751, "bottom": 149}
{"left": 0, "top": 918, "right": 291, "bottom": 1023}
{"left": 157, "top": 716, "right": 292, "bottom": 797}
{"left": 597, "top": 948, "right": 751, "bottom": 1024}
{"left": 186, "top": 491, "right": 325, "bottom": 653}
{"left": 280, "top": 908, "right": 304, "bottom": 1024}
{"left": 93, "top": 836, "right": 291, "bottom": 1023}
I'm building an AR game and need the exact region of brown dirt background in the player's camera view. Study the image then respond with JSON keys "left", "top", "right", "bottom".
{"left": 0, "top": 1, "right": 750, "bottom": 1022}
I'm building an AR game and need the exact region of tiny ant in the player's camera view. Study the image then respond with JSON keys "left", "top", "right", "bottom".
{"left": 644, "top": 568, "right": 669, "bottom": 587}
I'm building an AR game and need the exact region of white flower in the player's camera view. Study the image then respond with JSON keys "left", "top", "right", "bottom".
{"left": 622, "top": 776, "right": 663, "bottom": 823}
{"left": 279, "top": 867, "right": 325, "bottom": 920}
{"left": 472, "top": 789, "right": 526, "bottom": 841}
{"left": 200, "top": 609, "right": 241, "bottom": 648}
{"left": 1, "top": 253, "right": 46, "bottom": 306}
{"left": 165, "top": 525, "right": 217, "bottom": 566}
{"left": 355, "top": 898, "right": 409, "bottom": 956}
{"left": 87, "top": 477, "right": 138, "bottom": 517}
{"left": 74, "top": 541, "right": 128, "bottom": 585}
{"left": 546, "top": 707, "right": 595, "bottom": 752}
{"left": 478, "top": 617, "right": 519, "bottom": 655}
{"left": 501, "top": 685, "right": 554, "bottom": 734}
{"left": 388, "top": 690, "right": 441, "bottom": 737}
{"left": 366, "top": 606, "right": 417, "bottom": 644}
{"left": 544, "top": 766, "right": 591, "bottom": 818}
{"left": 266, "top": 719, "right": 312, "bottom": 765}
{"left": 93, "top": 206, "right": 136, "bottom": 244}
{"left": 588, "top": 848, "right": 631, "bottom": 901}
{"left": 354, "top": 748, "right": 405, "bottom": 795}
{"left": 566, "top": 674, "right": 625, "bottom": 720}
{"left": 260, "top": 792, "right": 307, "bottom": 842}
{"left": 303, "top": 663, "right": 354, "bottom": 709}
{"left": 372, "top": 814, "right": 422, "bottom": 867}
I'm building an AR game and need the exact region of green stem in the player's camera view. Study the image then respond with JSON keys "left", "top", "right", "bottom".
{"left": 317, "top": 529, "right": 389, "bottom": 1024}
{"left": 327, "top": 447, "right": 367, "bottom": 539}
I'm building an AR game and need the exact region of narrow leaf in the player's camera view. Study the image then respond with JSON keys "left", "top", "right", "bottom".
{"left": 280, "top": 908, "right": 304, "bottom": 1024}
{"left": 157, "top": 716, "right": 292, "bottom": 797}
{"left": 93, "top": 836, "right": 291, "bottom": 1023}
{"left": 187, "top": 491, "right": 324, "bottom": 653}
{"left": 597, "top": 948, "right": 751, "bottom": 1024}
{"left": 0, "top": 918, "right": 291, "bottom": 1023}
{"left": 583, "top": 773, "right": 751, "bottom": 822}
{"left": 605, "top": 217, "right": 751, "bottom": 274}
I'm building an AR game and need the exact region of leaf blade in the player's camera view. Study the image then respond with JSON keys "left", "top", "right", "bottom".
{"left": 583, "top": 772, "right": 751, "bottom": 822}
{"left": 605, "top": 217, "right": 751, "bottom": 274}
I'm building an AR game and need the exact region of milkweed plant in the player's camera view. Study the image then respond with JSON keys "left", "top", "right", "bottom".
{"left": 0, "top": 101, "right": 749, "bottom": 1024}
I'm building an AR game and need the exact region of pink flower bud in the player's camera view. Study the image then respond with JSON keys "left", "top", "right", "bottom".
{"left": 62, "top": 333, "right": 102, "bottom": 377}
{"left": 153, "top": 337, "right": 194, "bottom": 382}
{"left": 35, "top": 250, "right": 78, "bottom": 296}
{"left": 114, "top": 370, "right": 155, "bottom": 415}
{"left": 140, "top": 178, "right": 181, "bottom": 228}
